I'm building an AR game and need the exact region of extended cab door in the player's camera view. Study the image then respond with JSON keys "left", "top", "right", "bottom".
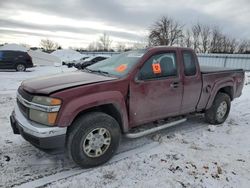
{"left": 180, "top": 50, "right": 202, "bottom": 114}
{"left": 129, "top": 51, "right": 183, "bottom": 127}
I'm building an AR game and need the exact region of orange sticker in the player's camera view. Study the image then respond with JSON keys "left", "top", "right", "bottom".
{"left": 152, "top": 63, "right": 161, "bottom": 74}
{"left": 116, "top": 64, "right": 127, "bottom": 72}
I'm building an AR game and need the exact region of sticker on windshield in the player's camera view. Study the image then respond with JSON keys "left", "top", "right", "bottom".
{"left": 152, "top": 62, "right": 161, "bottom": 74}
{"left": 116, "top": 64, "right": 128, "bottom": 72}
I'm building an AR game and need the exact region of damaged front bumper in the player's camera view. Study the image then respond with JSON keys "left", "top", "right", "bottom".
{"left": 10, "top": 105, "right": 67, "bottom": 149}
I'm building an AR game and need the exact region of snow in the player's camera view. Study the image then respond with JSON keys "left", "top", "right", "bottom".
{"left": 28, "top": 50, "right": 61, "bottom": 66}
{"left": 0, "top": 66, "right": 250, "bottom": 188}
{"left": 0, "top": 43, "right": 28, "bottom": 52}
{"left": 51, "top": 49, "right": 87, "bottom": 62}
{"left": 245, "top": 71, "right": 250, "bottom": 85}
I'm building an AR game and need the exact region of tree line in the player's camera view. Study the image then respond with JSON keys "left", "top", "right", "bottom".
{"left": 148, "top": 16, "right": 250, "bottom": 54}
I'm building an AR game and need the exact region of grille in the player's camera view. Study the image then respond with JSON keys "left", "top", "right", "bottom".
{"left": 17, "top": 99, "right": 29, "bottom": 118}
{"left": 18, "top": 87, "right": 33, "bottom": 101}
{"left": 17, "top": 87, "right": 33, "bottom": 118}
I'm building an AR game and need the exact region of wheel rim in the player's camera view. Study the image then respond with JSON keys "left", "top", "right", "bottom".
{"left": 83, "top": 128, "right": 111, "bottom": 158}
{"left": 17, "top": 64, "right": 25, "bottom": 71}
{"left": 216, "top": 101, "right": 228, "bottom": 120}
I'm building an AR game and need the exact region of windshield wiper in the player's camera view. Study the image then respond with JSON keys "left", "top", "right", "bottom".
{"left": 84, "top": 68, "right": 110, "bottom": 76}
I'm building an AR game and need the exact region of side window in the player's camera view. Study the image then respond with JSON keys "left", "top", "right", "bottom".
{"left": 183, "top": 51, "right": 197, "bottom": 76}
{"left": 139, "top": 53, "right": 177, "bottom": 80}
{"left": 3, "top": 52, "right": 14, "bottom": 59}
{"left": 0, "top": 51, "right": 3, "bottom": 60}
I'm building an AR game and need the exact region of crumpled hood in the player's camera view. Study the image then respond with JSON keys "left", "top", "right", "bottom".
{"left": 21, "top": 71, "right": 117, "bottom": 95}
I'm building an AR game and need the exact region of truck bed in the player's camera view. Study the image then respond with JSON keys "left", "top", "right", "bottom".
{"left": 197, "top": 66, "right": 244, "bottom": 111}
{"left": 200, "top": 66, "right": 243, "bottom": 74}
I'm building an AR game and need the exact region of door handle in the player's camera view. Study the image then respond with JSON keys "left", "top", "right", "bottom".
{"left": 170, "top": 82, "right": 179, "bottom": 88}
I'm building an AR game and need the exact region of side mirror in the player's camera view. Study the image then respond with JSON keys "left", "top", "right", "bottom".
{"left": 135, "top": 72, "right": 144, "bottom": 83}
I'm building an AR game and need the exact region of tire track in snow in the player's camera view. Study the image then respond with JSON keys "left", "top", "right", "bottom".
{"left": 8, "top": 116, "right": 208, "bottom": 188}
{"left": 15, "top": 142, "right": 160, "bottom": 188}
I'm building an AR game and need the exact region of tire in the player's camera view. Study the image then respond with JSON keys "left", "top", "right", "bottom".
{"left": 205, "top": 92, "right": 231, "bottom": 124}
{"left": 16, "top": 63, "right": 26, "bottom": 72}
{"left": 67, "top": 112, "right": 121, "bottom": 168}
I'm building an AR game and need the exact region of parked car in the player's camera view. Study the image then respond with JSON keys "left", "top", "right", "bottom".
{"left": 63, "top": 56, "right": 89, "bottom": 67}
{"left": 0, "top": 50, "right": 33, "bottom": 71}
{"left": 74, "top": 55, "right": 109, "bottom": 69}
{"left": 10, "top": 47, "right": 244, "bottom": 168}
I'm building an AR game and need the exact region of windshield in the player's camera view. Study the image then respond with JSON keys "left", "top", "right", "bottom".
{"left": 86, "top": 50, "right": 146, "bottom": 77}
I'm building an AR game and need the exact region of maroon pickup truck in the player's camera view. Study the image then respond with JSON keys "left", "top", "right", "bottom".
{"left": 10, "top": 47, "right": 244, "bottom": 168}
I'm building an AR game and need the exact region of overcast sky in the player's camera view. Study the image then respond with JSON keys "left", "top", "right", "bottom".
{"left": 0, "top": 0, "right": 249, "bottom": 48}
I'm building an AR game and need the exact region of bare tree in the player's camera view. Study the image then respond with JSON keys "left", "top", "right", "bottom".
{"left": 209, "top": 27, "right": 224, "bottom": 53}
{"left": 191, "top": 23, "right": 201, "bottom": 52}
{"left": 222, "top": 37, "right": 237, "bottom": 53}
{"left": 228, "top": 38, "right": 238, "bottom": 53}
{"left": 116, "top": 42, "right": 126, "bottom": 52}
{"left": 40, "top": 39, "right": 60, "bottom": 52}
{"left": 183, "top": 29, "right": 192, "bottom": 48}
{"left": 148, "top": 16, "right": 183, "bottom": 46}
{"left": 238, "top": 40, "right": 250, "bottom": 54}
{"left": 200, "top": 25, "right": 211, "bottom": 53}
{"left": 87, "top": 41, "right": 102, "bottom": 51}
{"left": 99, "top": 33, "right": 112, "bottom": 51}
{"left": 87, "top": 42, "right": 96, "bottom": 51}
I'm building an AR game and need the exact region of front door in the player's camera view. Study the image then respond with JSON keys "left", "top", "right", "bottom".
{"left": 129, "top": 52, "right": 183, "bottom": 127}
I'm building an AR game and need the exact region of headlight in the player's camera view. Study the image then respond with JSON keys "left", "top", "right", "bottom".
{"left": 29, "top": 96, "right": 62, "bottom": 126}
{"left": 32, "top": 96, "right": 62, "bottom": 106}
{"left": 30, "top": 109, "right": 58, "bottom": 126}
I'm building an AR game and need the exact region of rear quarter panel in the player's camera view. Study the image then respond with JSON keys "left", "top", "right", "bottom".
{"left": 197, "top": 71, "right": 244, "bottom": 111}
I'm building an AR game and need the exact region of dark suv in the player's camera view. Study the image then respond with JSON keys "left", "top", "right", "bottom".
{"left": 0, "top": 50, "right": 33, "bottom": 71}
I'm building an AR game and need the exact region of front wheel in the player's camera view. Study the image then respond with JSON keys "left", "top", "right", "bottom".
{"left": 205, "top": 92, "right": 231, "bottom": 124}
{"left": 67, "top": 112, "right": 121, "bottom": 168}
{"left": 16, "top": 63, "right": 26, "bottom": 72}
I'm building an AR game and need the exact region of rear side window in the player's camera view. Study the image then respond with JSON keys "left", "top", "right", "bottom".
{"left": 183, "top": 51, "right": 197, "bottom": 76}
{"left": 139, "top": 52, "right": 177, "bottom": 80}
{"left": 3, "top": 51, "right": 14, "bottom": 58}
{"left": 0, "top": 51, "right": 3, "bottom": 60}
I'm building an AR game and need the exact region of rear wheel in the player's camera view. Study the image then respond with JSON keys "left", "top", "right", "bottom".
{"left": 16, "top": 63, "right": 26, "bottom": 72}
{"left": 67, "top": 112, "right": 121, "bottom": 168}
{"left": 205, "top": 92, "right": 231, "bottom": 124}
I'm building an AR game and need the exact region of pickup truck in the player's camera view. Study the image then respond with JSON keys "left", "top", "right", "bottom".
{"left": 10, "top": 47, "right": 245, "bottom": 168}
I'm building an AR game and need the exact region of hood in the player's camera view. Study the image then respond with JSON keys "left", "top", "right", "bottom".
{"left": 21, "top": 71, "right": 117, "bottom": 95}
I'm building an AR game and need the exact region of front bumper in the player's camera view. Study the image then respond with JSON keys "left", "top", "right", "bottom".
{"left": 10, "top": 105, "right": 67, "bottom": 149}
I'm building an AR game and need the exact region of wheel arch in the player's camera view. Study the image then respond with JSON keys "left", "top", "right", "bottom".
{"left": 69, "top": 103, "right": 125, "bottom": 133}
{"left": 206, "top": 84, "right": 234, "bottom": 110}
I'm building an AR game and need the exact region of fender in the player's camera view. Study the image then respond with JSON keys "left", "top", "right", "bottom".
{"left": 205, "top": 78, "right": 235, "bottom": 110}
{"left": 56, "top": 91, "right": 129, "bottom": 132}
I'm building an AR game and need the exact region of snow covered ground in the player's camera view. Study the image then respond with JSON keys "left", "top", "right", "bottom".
{"left": 0, "top": 66, "right": 250, "bottom": 188}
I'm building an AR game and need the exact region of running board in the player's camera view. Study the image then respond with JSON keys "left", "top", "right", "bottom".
{"left": 125, "top": 118, "right": 187, "bottom": 139}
